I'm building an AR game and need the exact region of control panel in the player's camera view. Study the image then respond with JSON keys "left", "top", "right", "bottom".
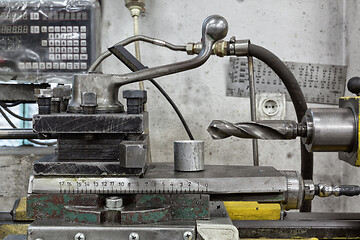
{"left": 0, "top": 1, "right": 100, "bottom": 80}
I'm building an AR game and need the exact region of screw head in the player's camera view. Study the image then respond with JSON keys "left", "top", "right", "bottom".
{"left": 106, "top": 196, "right": 123, "bottom": 210}
{"left": 74, "top": 232, "right": 85, "bottom": 240}
{"left": 129, "top": 232, "right": 140, "bottom": 240}
{"left": 183, "top": 231, "right": 193, "bottom": 240}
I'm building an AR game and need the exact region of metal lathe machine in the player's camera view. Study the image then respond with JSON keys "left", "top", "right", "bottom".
{"left": 1, "top": 1, "right": 360, "bottom": 239}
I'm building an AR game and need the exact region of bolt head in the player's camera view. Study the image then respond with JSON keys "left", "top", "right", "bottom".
{"left": 34, "top": 88, "right": 53, "bottom": 98}
{"left": 81, "top": 92, "right": 97, "bottom": 106}
{"left": 52, "top": 86, "right": 64, "bottom": 99}
{"left": 129, "top": 232, "right": 140, "bottom": 240}
{"left": 183, "top": 231, "right": 193, "bottom": 240}
{"left": 123, "top": 90, "right": 147, "bottom": 100}
{"left": 106, "top": 196, "right": 123, "bottom": 210}
{"left": 74, "top": 232, "right": 85, "bottom": 240}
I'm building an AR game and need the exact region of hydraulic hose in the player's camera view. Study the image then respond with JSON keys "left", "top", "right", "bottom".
{"left": 248, "top": 43, "right": 313, "bottom": 212}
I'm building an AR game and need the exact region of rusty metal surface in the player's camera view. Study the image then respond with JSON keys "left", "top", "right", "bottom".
{"left": 121, "top": 206, "right": 171, "bottom": 225}
{"left": 27, "top": 193, "right": 209, "bottom": 225}
{"left": 26, "top": 194, "right": 102, "bottom": 223}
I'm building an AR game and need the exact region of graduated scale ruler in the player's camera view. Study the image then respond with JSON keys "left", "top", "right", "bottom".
{"left": 227, "top": 58, "right": 347, "bottom": 104}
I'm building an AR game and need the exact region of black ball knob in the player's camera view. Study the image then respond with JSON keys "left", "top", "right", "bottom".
{"left": 347, "top": 77, "right": 360, "bottom": 95}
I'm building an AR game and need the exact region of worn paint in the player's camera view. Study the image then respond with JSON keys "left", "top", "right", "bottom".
{"left": 27, "top": 194, "right": 101, "bottom": 223}
{"left": 0, "top": 224, "right": 29, "bottom": 239}
{"left": 224, "top": 201, "right": 281, "bottom": 220}
{"left": 13, "top": 197, "right": 33, "bottom": 221}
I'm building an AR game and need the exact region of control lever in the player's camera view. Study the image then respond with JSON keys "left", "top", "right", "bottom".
{"left": 110, "top": 14, "right": 229, "bottom": 86}
{"left": 69, "top": 15, "right": 229, "bottom": 113}
{"left": 348, "top": 77, "right": 360, "bottom": 96}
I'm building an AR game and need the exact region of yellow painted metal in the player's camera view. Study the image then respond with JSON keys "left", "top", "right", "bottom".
{"left": 357, "top": 98, "right": 360, "bottom": 166}
{"left": 0, "top": 223, "right": 29, "bottom": 239}
{"left": 14, "top": 197, "right": 33, "bottom": 221}
{"left": 224, "top": 201, "right": 281, "bottom": 220}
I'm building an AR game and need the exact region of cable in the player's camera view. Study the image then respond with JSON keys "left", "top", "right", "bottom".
{"left": 109, "top": 45, "right": 195, "bottom": 140}
{"left": 0, "top": 107, "right": 16, "bottom": 128}
{"left": 0, "top": 107, "right": 56, "bottom": 146}
{"left": 149, "top": 79, "right": 194, "bottom": 140}
{"left": 27, "top": 139, "right": 56, "bottom": 146}
{"left": 4, "top": 101, "right": 24, "bottom": 107}
{"left": 88, "top": 35, "right": 186, "bottom": 72}
{"left": 0, "top": 103, "right": 32, "bottom": 121}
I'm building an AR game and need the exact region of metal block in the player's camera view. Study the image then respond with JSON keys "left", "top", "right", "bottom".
{"left": 119, "top": 135, "right": 149, "bottom": 168}
{"left": 57, "top": 137, "right": 124, "bottom": 161}
{"left": 33, "top": 112, "right": 148, "bottom": 134}
{"left": 0, "top": 83, "right": 49, "bottom": 102}
{"left": 27, "top": 220, "right": 195, "bottom": 240}
{"left": 197, "top": 201, "right": 238, "bottom": 240}
{"left": 33, "top": 154, "right": 146, "bottom": 176}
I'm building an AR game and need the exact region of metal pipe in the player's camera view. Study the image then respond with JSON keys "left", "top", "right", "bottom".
{"left": 0, "top": 129, "right": 38, "bottom": 139}
{"left": 132, "top": 13, "right": 144, "bottom": 91}
{"left": 88, "top": 35, "right": 187, "bottom": 72}
{"left": 110, "top": 15, "right": 228, "bottom": 87}
{"left": 247, "top": 56, "right": 259, "bottom": 166}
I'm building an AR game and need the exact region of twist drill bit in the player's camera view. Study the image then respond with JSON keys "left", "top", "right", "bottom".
{"left": 208, "top": 120, "right": 306, "bottom": 140}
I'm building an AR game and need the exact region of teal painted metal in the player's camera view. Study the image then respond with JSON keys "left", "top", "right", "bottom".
{"left": 27, "top": 193, "right": 209, "bottom": 225}
{"left": 27, "top": 194, "right": 102, "bottom": 224}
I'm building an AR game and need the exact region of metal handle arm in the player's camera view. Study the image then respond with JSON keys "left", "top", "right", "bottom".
{"left": 109, "top": 15, "right": 228, "bottom": 87}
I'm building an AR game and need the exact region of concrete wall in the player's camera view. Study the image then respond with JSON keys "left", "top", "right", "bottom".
{"left": 0, "top": 147, "right": 53, "bottom": 211}
{"left": 1, "top": 0, "right": 360, "bottom": 212}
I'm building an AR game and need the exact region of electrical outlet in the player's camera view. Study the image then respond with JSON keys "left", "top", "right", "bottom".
{"left": 255, "top": 93, "right": 286, "bottom": 120}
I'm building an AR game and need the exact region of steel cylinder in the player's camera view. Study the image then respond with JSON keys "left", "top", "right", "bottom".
{"left": 301, "top": 108, "right": 356, "bottom": 152}
{"left": 174, "top": 140, "right": 204, "bottom": 172}
{"left": 280, "top": 170, "right": 304, "bottom": 210}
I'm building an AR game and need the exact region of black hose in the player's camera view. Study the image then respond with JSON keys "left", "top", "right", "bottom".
{"left": 149, "top": 80, "right": 194, "bottom": 140}
{"left": 4, "top": 101, "right": 24, "bottom": 107}
{"left": 0, "top": 103, "right": 32, "bottom": 121}
{"left": 248, "top": 44, "right": 313, "bottom": 212}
